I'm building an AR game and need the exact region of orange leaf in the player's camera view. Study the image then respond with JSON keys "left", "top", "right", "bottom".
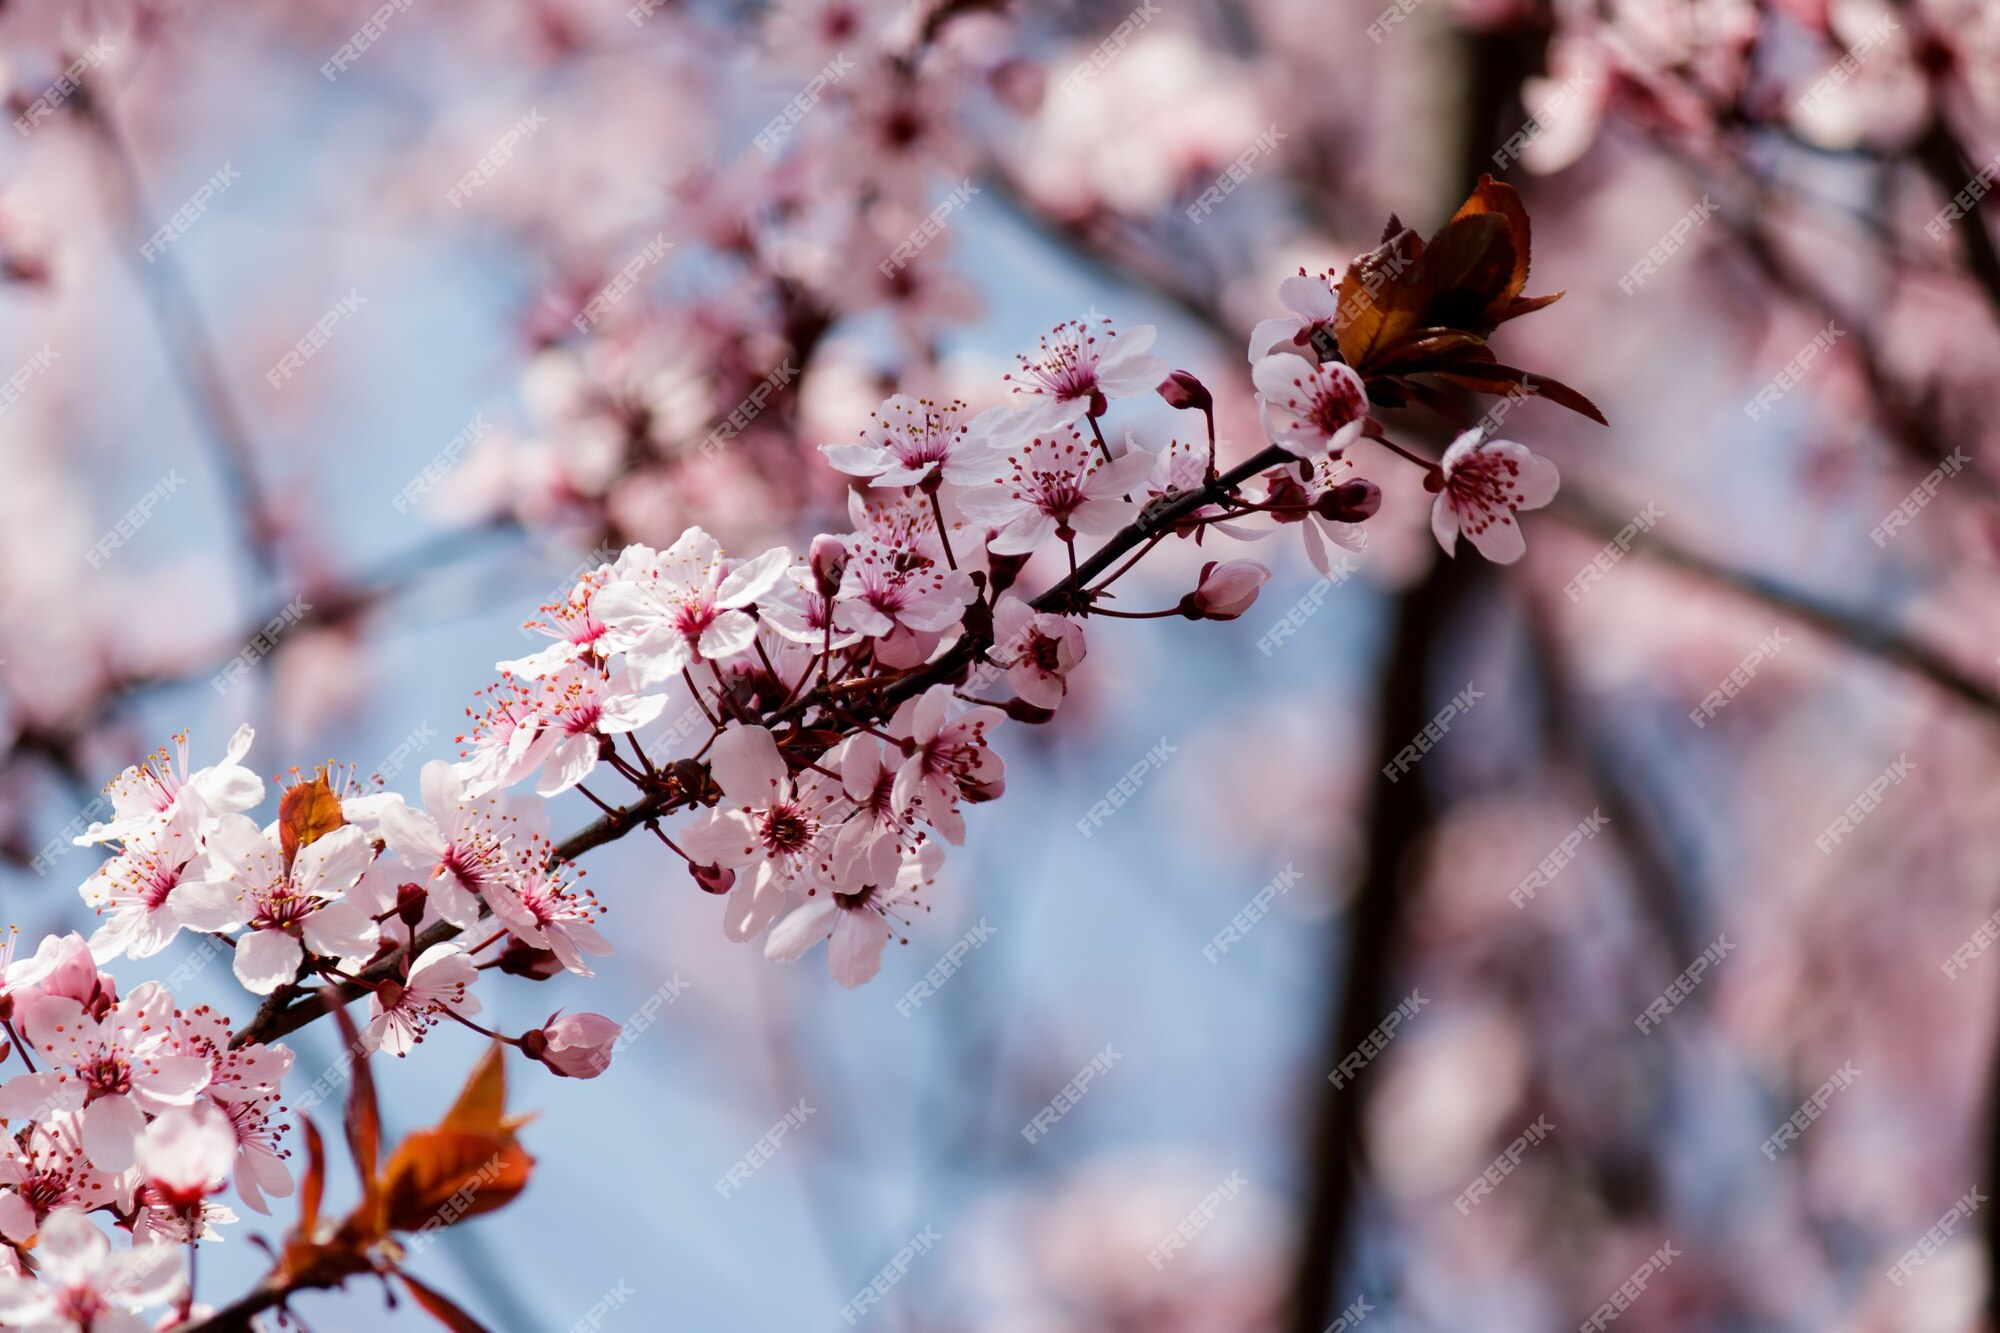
{"left": 328, "top": 999, "right": 383, "bottom": 1226}
{"left": 280, "top": 774, "right": 346, "bottom": 867}
{"left": 1334, "top": 243, "right": 1430, "bottom": 372}
{"left": 1432, "top": 363, "right": 1609, "bottom": 426}
{"left": 438, "top": 1042, "right": 523, "bottom": 1141}
{"left": 1448, "top": 176, "right": 1534, "bottom": 320}
{"left": 399, "top": 1271, "right": 493, "bottom": 1333}
{"left": 381, "top": 1128, "right": 534, "bottom": 1234}
{"left": 298, "top": 1116, "right": 327, "bottom": 1235}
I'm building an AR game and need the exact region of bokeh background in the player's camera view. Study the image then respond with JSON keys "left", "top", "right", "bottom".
{"left": 4, "top": 0, "right": 2000, "bottom": 1328}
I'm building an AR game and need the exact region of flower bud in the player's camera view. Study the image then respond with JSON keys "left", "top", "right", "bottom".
{"left": 1315, "top": 478, "right": 1381, "bottom": 522}
{"left": 496, "top": 940, "right": 565, "bottom": 980}
{"left": 1180, "top": 560, "right": 1270, "bottom": 621}
{"left": 524, "top": 1012, "right": 622, "bottom": 1079}
{"left": 690, "top": 861, "right": 736, "bottom": 895}
{"left": 396, "top": 882, "right": 429, "bottom": 932}
{"left": 1155, "top": 369, "right": 1213, "bottom": 414}
{"left": 810, "top": 534, "right": 848, "bottom": 598}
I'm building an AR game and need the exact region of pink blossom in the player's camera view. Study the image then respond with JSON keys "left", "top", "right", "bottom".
{"left": 1247, "top": 270, "right": 1343, "bottom": 363}
{"left": 830, "top": 735, "right": 922, "bottom": 889}
{"left": 1005, "top": 316, "right": 1168, "bottom": 431}
{"left": 75, "top": 726, "right": 263, "bottom": 848}
{"left": 484, "top": 858, "right": 613, "bottom": 977}
{"left": 365, "top": 943, "right": 482, "bottom": 1057}
{"left": 593, "top": 530, "right": 792, "bottom": 686}
{"left": 513, "top": 665, "right": 670, "bottom": 797}
{"left": 956, "top": 427, "right": 1153, "bottom": 554}
{"left": 0, "top": 1208, "right": 184, "bottom": 1332}
{"left": 132, "top": 1102, "right": 235, "bottom": 1210}
{"left": 374, "top": 762, "right": 512, "bottom": 929}
{"left": 887, "top": 685, "right": 1004, "bottom": 845}
{"left": 7, "top": 982, "right": 212, "bottom": 1173}
{"left": 679, "top": 724, "right": 845, "bottom": 941}
{"left": 498, "top": 567, "right": 614, "bottom": 678}
{"left": 1252, "top": 353, "right": 1369, "bottom": 457}
{"left": 821, "top": 395, "right": 1016, "bottom": 490}
{"left": 1429, "top": 430, "right": 1560, "bottom": 564}
{"left": 172, "top": 820, "right": 381, "bottom": 996}
{"left": 78, "top": 795, "right": 208, "bottom": 964}
{"left": 764, "top": 842, "right": 942, "bottom": 987}
{"left": 0, "top": 1115, "right": 118, "bottom": 1243}
{"left": 991, "top": 597, "right": 1086, "bottom": 709}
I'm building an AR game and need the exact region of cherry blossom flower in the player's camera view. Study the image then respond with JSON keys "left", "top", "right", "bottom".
{"left": 484, "top": 856, "right": 613, "bottom": 977}
{"left": 0, "top": 1209, "right": 185, "bottom": 1332}
{"left": 132, "top": 1102, "right": 235, "bottom": 1210}
{"left": 679, "top": 724, "right": 846, "bottom": 941}
{"left": 0, "top": 1115, "right": 118, "bottom": 1243}
{"left": 956, "top": 427, "right": 1154, "bottom": 555}
{"left": 212, "top": 1094, "right": 294, "bottom": 1216}
{"left": 171, "top": 820, "right": 381, "bottom": 996}
{"left": 523, "top": 1012, "right": 622, "bottom": 1079}
{"left": 1005, "top": 316, "right": 1168, "bottom": 431}
{"left": 365, "top": 943, "right": 482, "bottom": 1057}
{"left": 1252, "top": 353, "right": 1369, "bottom": 457}
{"left": 75, "top": 726, "right": 263, "bottom": 847}
{"left": 833, "top": 531, "right": 979, "bottom": 643}
{"left": 592, "top": 529, "right": 792, "bottom": 687}
{"left": 78, "top": 795, "right": 207, "bottom": 964}
{"left": 887, "top": 685, "right": 1004, "bottom": 844}
{"left": 376, "top": 760, "right": 525, "bottom": 928}
{"left": 9, "top": 982, "right": 212, "bottom": 1173}
{"left": 513, "top": 665, "right": 669, "bottom": 797}
{"left": 764, "top": 841, "right": 941, "bottom": 987}
{"left": 991, "top": 598, "right": 1086, "bottom": 709}
{"left": 820, "top": 395, "right": 1016, "bottom": 490}
{"left": 498, "top": 567, "right": 613, "bottom": 678}
{"left": 1429, "top": 429, "right": 1560, "bottom": 564}
{"left": 830, "top": 735, "right": 922, "bottom": 889}
{"left": 1248, "top": 270, "right": 1343, "bottom": 363}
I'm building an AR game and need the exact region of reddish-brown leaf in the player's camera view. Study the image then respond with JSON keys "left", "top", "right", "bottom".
{"left": 1334, "top": 246, "right": 1430, "bottom": 372}
{"left": 1448, "top": 176, "right": 1533, "bottom": 320}
{"left": 279, "top": 774, "right": 346, "bottom": 867}
{"left": 381, "top": 1129, "right": 534, "bottom": 1233}
{"left": 1432, "top": 362, "right": 1610, "bottom": 426}
{"left": 298, "top": 1116, "right": 327, "bottom": 1236}
{"left": 399, "top": 1272, "right": 494, "bottom": 1333}
{"left": 328, "top": 1000, "right": 383, "bottom": 1225}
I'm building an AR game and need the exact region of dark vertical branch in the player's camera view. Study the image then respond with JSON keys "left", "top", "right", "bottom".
{"left": 1283, "top": 554, "right": 1481, "bottom": 1332}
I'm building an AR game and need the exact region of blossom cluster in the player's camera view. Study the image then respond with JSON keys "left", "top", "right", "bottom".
{"left": 0, "top": 252, "right": 1569, "bottom": 1326}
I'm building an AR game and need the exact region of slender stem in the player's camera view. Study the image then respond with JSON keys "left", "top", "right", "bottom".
{"left": 1085, "top": 413, "right": 1115, "bottom": 465}
{"left": 3, "top": 1019, "right": 37, "bottom": 1074}
{"left": 928, "top": 489, "right": 959, "bottom": 569}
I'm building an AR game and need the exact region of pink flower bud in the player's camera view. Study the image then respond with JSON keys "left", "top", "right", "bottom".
{"left": 1181, "top": 560, "right": 1270, "bottom": 620}
{"left": 809, "top": 534, "right": 848, "bottom": 598}
{"left": 1315, "top": 478, "right": 1381, "bottom": 522}
{"left": 525, "top": 1012, "right": 623, "bottom": 1079}
{"left": 690, "top": 861, "right": 736, "bottom": 895}
{"left": 1155, "top": 369, "right": 1213, "bottom": 414}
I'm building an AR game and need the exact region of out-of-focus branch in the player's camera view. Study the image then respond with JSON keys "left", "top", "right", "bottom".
{"left": 1548, "top": 494, "right": 2000, "bottom": 725}
{"left": 2, "top": 517, "right": 522, "bottom": 787}
{"left": 77, "top": 85, "right": 283, "bottom": 593}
